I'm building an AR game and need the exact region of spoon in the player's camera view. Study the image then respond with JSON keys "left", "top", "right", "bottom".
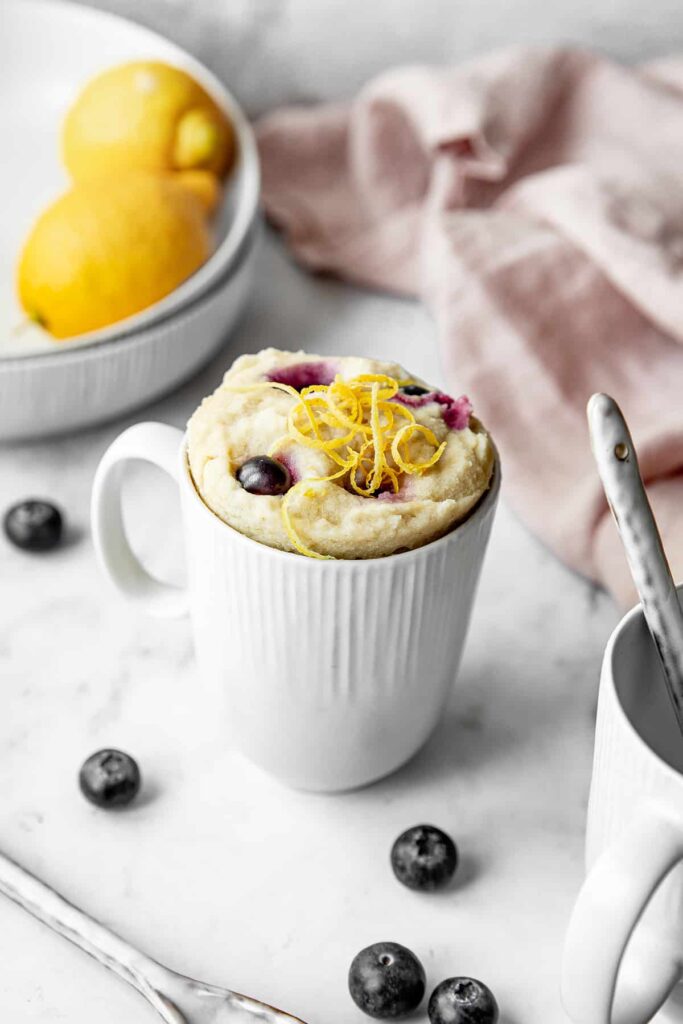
{"left": 587, "top": 392, "right": 683, "bottom": 736}
{"left": 0, "top": 846, "right": 307, "bottom": 1024}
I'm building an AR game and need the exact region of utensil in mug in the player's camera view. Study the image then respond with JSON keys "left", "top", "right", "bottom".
{"left": 91, "top": 422, "right": 499, "bottom": 791}
{"left": 587, "top": 392, "right": 683, "bottom": 736}
{"left": 0, "top": 845, "right": 306, "bottom": 1023}
{"left": 562, "top": 592, "right": 683, "bottom": 1024}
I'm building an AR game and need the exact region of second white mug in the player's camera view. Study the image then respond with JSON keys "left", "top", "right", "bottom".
{"left": 91, "top": 421, "right": 500, "bottom": 792}
{"left": 562, "top": 590, "right": 683, "bottom": 1024}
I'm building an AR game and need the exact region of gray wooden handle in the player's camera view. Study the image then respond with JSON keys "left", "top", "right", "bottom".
{"left": 587, "top": 393, "right": 683, "bottom": 735}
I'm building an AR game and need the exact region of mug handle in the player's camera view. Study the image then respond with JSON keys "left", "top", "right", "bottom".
{"left": 562, "top": 806, "right": 683, "bottom": 1024}
{"left": 91, "top": 422, "right": 189, "bottom": 619}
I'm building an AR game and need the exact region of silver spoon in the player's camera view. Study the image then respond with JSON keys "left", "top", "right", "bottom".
{"left": 587, "top": 392, "right": 683, "bottom": 736}
{"left": 0, "top": 846, "right": 307, "bottom": 1024}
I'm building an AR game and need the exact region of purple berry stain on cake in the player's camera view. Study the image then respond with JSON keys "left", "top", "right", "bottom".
{"left": 376, "top": 479, "right": 411, "bottom": 502}
{"left": 266, "top": 361, "right": 337, "bottom": 391}
{"left": 440, "top": 394, "right": 473, "bottom": 431}
{"left": 396, "top": 388, "right": 473, "bottom": 430}
{"left": 274, "top": 451, "right": 299, "bottom": 484}
{"left": 395, "top": 390, "right": 431, "bottom": 410}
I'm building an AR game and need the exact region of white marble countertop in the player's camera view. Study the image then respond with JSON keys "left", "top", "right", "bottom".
{"left": 0, "top": 232, "right": 620, "bottom": 1023}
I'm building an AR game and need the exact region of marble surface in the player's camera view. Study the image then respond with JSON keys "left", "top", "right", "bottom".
{"left": 0, "top": 231, "right": 622, "bottom": 1023}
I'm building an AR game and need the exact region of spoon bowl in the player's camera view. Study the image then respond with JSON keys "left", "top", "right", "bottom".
{"left": 148, "top": 973, "right": 307, "bottom": 1024}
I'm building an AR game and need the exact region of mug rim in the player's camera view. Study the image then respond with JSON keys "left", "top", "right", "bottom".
{"left": 605, "top": 587, "right": 683, "bottom": 785}
{"left": 179, "top": 435, "right": 501, "bottom": 567}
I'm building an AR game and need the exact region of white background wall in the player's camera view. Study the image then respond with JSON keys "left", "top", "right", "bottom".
{"left": 72, "top": 0, "right": 683, "bottom": 114}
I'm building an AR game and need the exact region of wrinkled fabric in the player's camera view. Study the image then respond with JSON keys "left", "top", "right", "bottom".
{"left": 256, "top": 48, "right": 683, "bottom": 607}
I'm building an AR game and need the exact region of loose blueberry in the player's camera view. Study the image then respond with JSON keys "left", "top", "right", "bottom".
{"left": 236, "top": 456, "right": 291, "bottom": 495}
{"left": 348, "top": 941, "right": 425, "bottom": 1019}
{"left": 391, "top": 824, "right": 458, "bottom": 891}
{"left": 428, "top": 978, "right": 499, "bottom": 1024}
{"left": 3, "top": 499, "right": 63, "bottom": 552}
{"left": 79, "top": 749, "right": 141, "bottom": 809}
{"left": 400, "top": 384, "right": 430, "bottom": 396}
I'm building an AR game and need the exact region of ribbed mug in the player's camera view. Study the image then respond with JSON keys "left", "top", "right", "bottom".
{"left": 92, "top": 422, "right": 499, "bottom": 791}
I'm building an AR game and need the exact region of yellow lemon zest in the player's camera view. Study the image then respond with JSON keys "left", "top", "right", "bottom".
{"left": 391, "top": 423, "right": 447, "bottom": 475}
{"left": 349, "top": 440, "right": 376, "bottom": 497}
{"left": 352, "top": 374, "right": 400, "bottom": 400}
{"left": 376, "top": 402, "right": 396, "bottom": 432}
{"left": 383, "top": 467, "right": 401, "bottom": 493}
{"left": 281, "top": 460, "right": 356, "bottom": 559}
{"left": 368, "top": 382, "right": 387, "bottom": 492}
{"left": 324, "top": 381, "right": 365, "bottom": 433}
{"left": 282, "top": 484, "right": 331, "bottom": 560}
{"left": 288, "top": 399, "right": 358, "bottom": 452}
{"left": 220, "top": 375, "right": 448, "bottom": 557}
{"left": 388, "top": 401, "right": 415, "bottom": 422}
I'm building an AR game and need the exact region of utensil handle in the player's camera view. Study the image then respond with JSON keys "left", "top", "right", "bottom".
{"left": 562, "top": 807, "right": 683, "bottom": 1024}
{"left": 0, "top": 848, "right": 162, "bottom": 1000}
{"left": 587, "top": 393, "right": 683, "bottom": 732}
{"left": 91, "top": 422, "right": 189, "bottom": 619}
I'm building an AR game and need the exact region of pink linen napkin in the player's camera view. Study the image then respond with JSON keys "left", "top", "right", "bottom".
{"left": 256, "top": 48, "right": 683, "bottom": 608}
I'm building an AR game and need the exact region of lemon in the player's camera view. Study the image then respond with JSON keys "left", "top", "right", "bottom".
{"left": 62, "top": 61, "right": 235, "bottom": 182}
{"left": 175, "top": 169, "right": 223, "bottom": 216}
{"left": 17, "top": 172, "right": 212, "bottom": 338}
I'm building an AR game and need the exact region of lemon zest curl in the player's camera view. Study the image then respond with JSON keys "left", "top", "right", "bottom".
{"left": 224, "top": 373, "right": 448, "bottom": 557}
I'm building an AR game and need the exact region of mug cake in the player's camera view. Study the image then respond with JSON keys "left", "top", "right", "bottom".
{"left": 187, "top": 349, "right": 494, "bottom": 559}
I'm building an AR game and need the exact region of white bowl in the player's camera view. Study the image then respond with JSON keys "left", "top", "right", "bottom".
{"left": 0, "top": 224, "right": 260, "bottom": 441}
{"left": 1, "top": 0, "right": 260, "bottom": 358}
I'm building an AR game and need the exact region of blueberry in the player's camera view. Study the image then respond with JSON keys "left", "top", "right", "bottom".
{"left": 391, "top": 824, "right": 458, "bottom": 891}
{"left": 236, "top": 456, "right": 291, "bottom": 495}
{"left": 3, "top": 500, "right": 63, "bottom": 552}
{"left": 428, "top": 978, "right": 499, "bottom": 1024}
{"left": 400, "top": 385, "right": 430, "bottom": 396}
{"left": 348, "top": 941, "right": 425, "bottom": 1019}
{"left": 79, "top": 750, "right": 141, "bottom": 809}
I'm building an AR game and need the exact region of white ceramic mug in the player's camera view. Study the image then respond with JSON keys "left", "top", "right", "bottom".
{"left": 91, "top": 421, "right": 499, "bottom": 791}
{"left": 562, "top": 589, "right": 683, "bottom": 1024}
